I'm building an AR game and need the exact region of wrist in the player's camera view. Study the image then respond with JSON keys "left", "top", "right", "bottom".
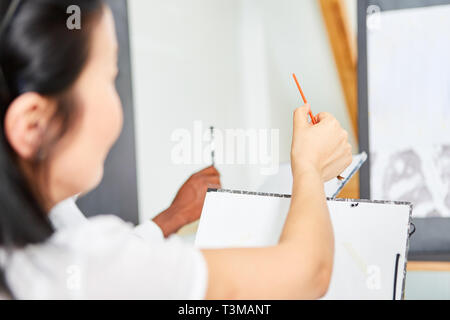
{"left": 292, "top": 159, "right": 321, "bottom": 180}
{"left": 153, "top": 205, "right": 187, "bottom": 237}
{"left": 290, "top": 163, "right": 325, "bottom": 199}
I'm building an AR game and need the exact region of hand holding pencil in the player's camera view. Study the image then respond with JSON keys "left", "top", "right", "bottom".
{"left": 292, "top": 74, "right": 352, "bottom": 181}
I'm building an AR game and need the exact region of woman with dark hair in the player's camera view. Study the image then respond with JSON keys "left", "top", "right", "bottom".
{"left": 0, "top": 0, "right": 351, "bottom": 299}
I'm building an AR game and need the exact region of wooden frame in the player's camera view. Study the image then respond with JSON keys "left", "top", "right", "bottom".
{"left": 408, "top": 262, "right": 450, "bottom": 272}
{"left": 318, "top": 0, "right": 359, "bottom": 199}
{"left": 318, "top": 0, "right": 358, "bottom": 139}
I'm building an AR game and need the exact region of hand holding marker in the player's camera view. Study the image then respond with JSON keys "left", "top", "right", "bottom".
{"left": 292, "top": 73, "right": 345, "bottom": 181}
{"left": 210, "top": 126, "right": 215, "bottom": 166}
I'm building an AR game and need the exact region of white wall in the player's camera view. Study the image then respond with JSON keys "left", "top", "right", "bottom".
{"left": 128, "top": 0, "right": 356, "bottom": 221}
{"left": 129, "top": 0, "right": 256, "bottom": 220}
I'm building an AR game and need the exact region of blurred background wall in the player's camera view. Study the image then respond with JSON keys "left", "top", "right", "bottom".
{"left": 128, "top": 0, "right": 358, "bottom": 220}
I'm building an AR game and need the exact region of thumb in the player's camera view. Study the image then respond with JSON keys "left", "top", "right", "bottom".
{"left": 293, "top": 103, "right": 312, "bottom": 129}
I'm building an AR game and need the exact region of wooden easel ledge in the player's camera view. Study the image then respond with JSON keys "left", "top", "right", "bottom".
{"left": 407, "top": 262, "right": 450, "bottom": 272}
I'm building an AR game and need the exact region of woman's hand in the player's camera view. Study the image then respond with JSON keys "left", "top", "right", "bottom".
{"left": 153, "top": 166, "right": 221, "bottom": 237}
{"left": 291, "top": 104, "right": 352, "bottom": 182}
{"left": 203, "top": 107, "right": 351, "bottom": 299}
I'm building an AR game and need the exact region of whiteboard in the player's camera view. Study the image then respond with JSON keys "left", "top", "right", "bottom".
{"left": 367, "top": 4, "right": 450, "bottom": 218}
{"left": 196, "top": 190, "right": 412, "bottom": 300}
{"left": 358, "top": 0, "right": 450, "bottom": 259}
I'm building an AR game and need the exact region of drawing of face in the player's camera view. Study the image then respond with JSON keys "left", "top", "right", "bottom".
{"left": 383, "top": 149, "right": 438, "bottom": 217}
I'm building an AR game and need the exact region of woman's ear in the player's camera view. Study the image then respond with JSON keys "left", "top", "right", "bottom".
{"left": 4, "top": 92, "right": 55, "bottom": 159}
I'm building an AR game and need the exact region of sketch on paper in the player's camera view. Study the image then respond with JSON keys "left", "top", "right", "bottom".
{"left": 367, "top": 5, "right": 450, "bottom": 217}
{"left": 372, "top": 147, "right": 450, "bottom": 217}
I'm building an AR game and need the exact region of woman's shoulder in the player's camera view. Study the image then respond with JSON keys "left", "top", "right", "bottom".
{"left": 2, "top": 215, "right": 131, "bottom": 298}
{"left": 41, "top": 214, "right": 134, "bottom": 254}
{"left": 53, "top": 214, "right": 132, "bottom": 243}
{"left": 3, "top": 215, "right": 208, "bottom": 299}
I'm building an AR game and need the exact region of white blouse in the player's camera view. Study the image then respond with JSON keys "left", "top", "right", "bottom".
{"left": 0, "top": 198, "right": 208, "bottom": 300}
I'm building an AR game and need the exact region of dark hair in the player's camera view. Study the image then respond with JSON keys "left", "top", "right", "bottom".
{"left": 0, "top": 0, "right": 104, "bottom": 297}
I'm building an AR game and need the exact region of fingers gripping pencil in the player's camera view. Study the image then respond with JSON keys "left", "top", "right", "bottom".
{"left": 292, "top": 73, "right": 345, "bottom": 181}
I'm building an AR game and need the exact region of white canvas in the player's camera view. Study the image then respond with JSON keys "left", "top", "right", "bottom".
{"left": 195, "top": 190, "right": 411, "bottom": 300}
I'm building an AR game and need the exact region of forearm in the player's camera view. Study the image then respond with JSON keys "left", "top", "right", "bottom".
{"left": 278, "top": 166, "right": 334, "bottom": 293}
{"left": 203, "top": 107, "right": 348, "bottom": 299}
{"left": 203, "top": 169, "right": 334, "bottom": 300}
{"left": 280, "top": 167, "right": 333, "bottom": 247}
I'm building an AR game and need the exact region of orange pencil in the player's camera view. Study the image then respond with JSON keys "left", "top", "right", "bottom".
{"left": 292, "top": 73, "right": 317, "bottom": 124}
{"left": 292, "top": 73, "right": 344, "bottom": 181}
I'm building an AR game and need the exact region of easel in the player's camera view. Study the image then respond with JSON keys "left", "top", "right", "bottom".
{"left": 318, "top": 0, "right": 449, "bottom": 272}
